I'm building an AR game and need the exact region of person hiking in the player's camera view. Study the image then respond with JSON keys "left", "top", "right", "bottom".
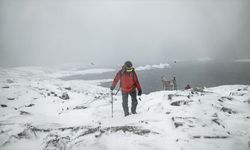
{"left": 185, "top": 84, "right": 191, "bottom": 90}
{"left": 110, "top": 61, "right": 142, "bottom": 117}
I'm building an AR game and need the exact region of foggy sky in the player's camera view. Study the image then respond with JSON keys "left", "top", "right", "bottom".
{"left": 0, "top": 0, "right": 250, "bottom": 66}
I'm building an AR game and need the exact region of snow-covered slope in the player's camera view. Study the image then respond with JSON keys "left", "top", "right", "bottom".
{"left": 0, "top": 67, "right": 250, "bottom": 150}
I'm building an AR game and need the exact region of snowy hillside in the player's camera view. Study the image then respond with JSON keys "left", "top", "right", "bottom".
{"left": 0, "top": 67, "right": 250, "bottom": 150}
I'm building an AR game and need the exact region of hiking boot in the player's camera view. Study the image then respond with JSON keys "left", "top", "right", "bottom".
{"left": 131, "top": 111, "right": 137, "bottom": 114}
{"left": 124, "top": 113, "right": 129, "bottom": 117}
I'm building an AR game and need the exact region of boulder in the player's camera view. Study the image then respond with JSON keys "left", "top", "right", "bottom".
{"left": 1, "top": 104, "right": 7, "bottom": 107}
{"left": 60, "top": 92, "right": 70, "bottom": 100}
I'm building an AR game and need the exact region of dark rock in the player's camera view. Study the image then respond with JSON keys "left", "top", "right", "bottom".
{"left": 212, "top": 119, "right": 225, "bottom": 128}
{"left": 94, "top": 95, "right": 101, "bottom": 99}
{"left": 212, "top": 113, "right": 218, "bottom": 117}
{"left": 139, "top": 121, "right": 149, "bottom": 124}
{"left": 202, "top": 124, "right": 207, "bottom": 127}
{"left": 221, "top": 107, "right": 237, "bottom": 114}
{"left": 60, "top": 92, "right": 70, "bottom": 100}
{"left": 221, "top": 96, "right": 233, "bottom": 101}
{"left": 230, "top": 92, "right": 246, "bottom": 96}
{"left": 244, "top": 99, "right": 250, "bottom": 104}
{"left": 218, "top": 99, "right": 223, "bottom": 102}
{"left": 50, "top": 91, "right": 55, "bottom": 94}
{"left": 1, "top": 104, "right": 7, "bottom": 107}
{"left": 64, "top": 87, "right": 71, "bottom": 90}
{"left": 7, "top": 98, "right": 15, "bottom": 100}
{"left": 171, "top": 100, "right": 193, "bottom": 106}
{"left": 192, "top": 87, "right": 205, "bottom": 93}
{"left": 73, "top": 106, "right": 87, "bottom": 110}
{"left": 20, "top": 111, "right": 31, "bottom": 115}
{"left": 44, "top": 135, "right": 70, "bottom": 150}
{"left": 172, "top": 117, "right": 197, "bottom": 128}
{"left": 1, "top": 128, "right": 37, "bottom": 146}
{"left": 171, "top": 101, "right": 181, "bottom": 106}
{"left": 174, "top": 117, "right": 197, "bottom": 120}
{"left": 193, "top": 135, "right": 229, "bottom": 139}
{"left": 174, "top": 122, "right": 183, "bottom": 128}
{"left": 171, "top": 117, "right": 175, "bottom": 121}
{"left": 168, "top": 94, "right": 173, "bottom": 100}
{"left": 105, "top": 126, "right": 158, "bottom": 135}
{"left": 47, "top": 93, "right": 50, "bottom": 96}
{"left": 25, "top": 104, "right": 35, "bottom": 107}
{"left": 95, "top": 130, "right": 105, "bottom": 138}
{"left": 2, "top": 85, "right": 9, "bottom": 88}
{"left": 17, "top": 130, "right": 31, "bottom": 139}
{"left": 76, "top": 127, "right": 101, "bottom": 138}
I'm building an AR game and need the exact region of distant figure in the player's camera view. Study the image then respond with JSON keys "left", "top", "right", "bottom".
{"left": 161, "top": 76, "right": 167, "bottom": 90}
{"left": 173, "top": 77, "right": 177, "bottom": 90}
{"left": 185, "top": 84, "right": 191, "bottom": 90}
{"left": 162, "top": 76, "right": 173, "bottom": 90}
{"left": 110, "top": 61, "right": 142, "bottom": 117}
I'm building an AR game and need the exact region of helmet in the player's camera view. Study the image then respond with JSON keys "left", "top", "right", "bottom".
{"left": 124, "top": 61, "right": 133, "bottom": 68}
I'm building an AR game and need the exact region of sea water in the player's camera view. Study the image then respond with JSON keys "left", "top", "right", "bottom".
{"left": 61, "top": 61, "right": 250, "bottom": 94}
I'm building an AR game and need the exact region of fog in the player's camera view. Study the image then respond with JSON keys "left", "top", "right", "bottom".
{"left": 0, "top": 0, "right": 250, "bottom": 66}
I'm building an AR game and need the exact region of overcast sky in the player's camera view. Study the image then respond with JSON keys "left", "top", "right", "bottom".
{"left": 0, "top": 0, "right": 250, "bottom": 66}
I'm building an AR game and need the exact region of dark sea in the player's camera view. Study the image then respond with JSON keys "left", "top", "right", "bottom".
{"left": 61, "top": 61, "right": 250, "bottom": 94}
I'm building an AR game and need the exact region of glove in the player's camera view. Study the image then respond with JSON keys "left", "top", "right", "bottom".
{"left": 138, "top": 91, "right": 142, "bottom": 96}
{"left": 110, "top": 86, "right": 114, "bottom": 91}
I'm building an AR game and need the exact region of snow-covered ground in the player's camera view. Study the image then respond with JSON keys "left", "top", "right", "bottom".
{"left": 0, "top": 66, "right": 250, "bottom": 150}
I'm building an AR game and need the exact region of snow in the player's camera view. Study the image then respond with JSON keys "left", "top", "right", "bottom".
{"left": 136, "top": 63, "right": 170, "bottom": 71}
{"left": 0, "top": 66, "right": 250, "bottom": 150}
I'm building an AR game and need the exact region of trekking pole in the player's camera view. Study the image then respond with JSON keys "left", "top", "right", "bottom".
{"left": 114, "top": 87, "right": 120, "bottom": 96}
{"left": 110, "top": 90, "right": 114, "bottom": 118}
{"left": 110, "top": 87, "right": 120, "bottom": 118}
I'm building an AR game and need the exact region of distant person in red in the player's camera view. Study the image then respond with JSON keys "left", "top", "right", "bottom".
{"left": 110, "top": 61, "right": 142, "bottom": 116}
{"left": 185, "top": 84, "right": 191, "bottom": 90}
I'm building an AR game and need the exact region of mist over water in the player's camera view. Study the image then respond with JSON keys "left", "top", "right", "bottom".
{"left": 62, "top": 61, "right": 250, "bottom": 94}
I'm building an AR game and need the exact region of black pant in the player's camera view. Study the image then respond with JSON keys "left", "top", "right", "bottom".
{"left": 122, "top": 91, "right": 138, "bottom": 116}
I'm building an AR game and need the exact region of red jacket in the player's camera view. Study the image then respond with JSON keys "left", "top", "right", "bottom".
{"left": 111, "top": 70, "right": 142, "bottom": 94}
